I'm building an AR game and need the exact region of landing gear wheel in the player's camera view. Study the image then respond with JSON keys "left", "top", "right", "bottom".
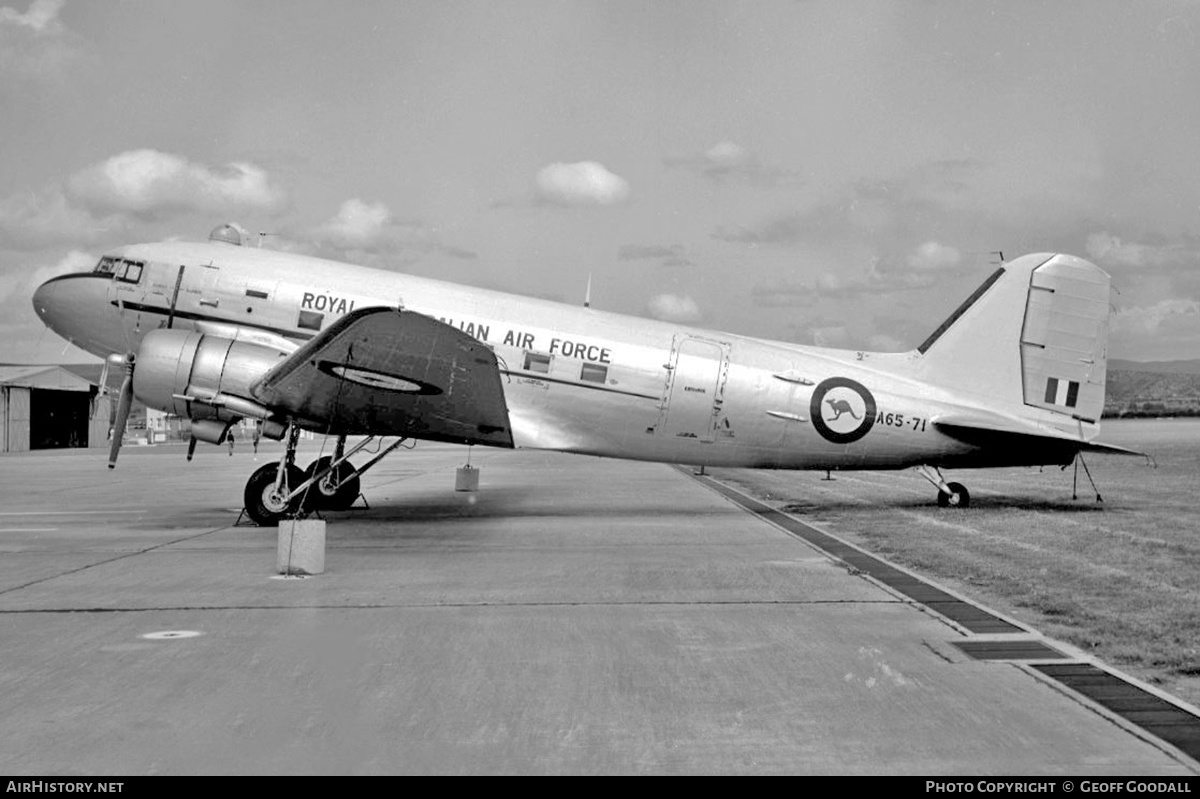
{"left": 244, "top": 461, "right": 305, "bottom": 526}
{"left": 936, "top": 481, "right": 970, "bottom": 508}
{"left": 302, "top": 456, "right": 361, "bottom": 511}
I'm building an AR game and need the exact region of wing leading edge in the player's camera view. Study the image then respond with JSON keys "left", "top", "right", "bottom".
{"left": 250, "top": 307, "right": 514, "bottom": 447}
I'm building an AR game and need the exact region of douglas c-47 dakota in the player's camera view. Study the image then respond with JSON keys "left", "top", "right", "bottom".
{"left": 32, "top": 225, "right": 1139, "bottom": 525}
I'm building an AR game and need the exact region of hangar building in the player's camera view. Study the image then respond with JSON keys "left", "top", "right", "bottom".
{"left": 0, "top": 365, "right": 111, "bottom": 453}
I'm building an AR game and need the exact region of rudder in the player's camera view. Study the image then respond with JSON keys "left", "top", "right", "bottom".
{"left": 914, "top": 253, "right": 1111, "bottom": 423}
{"left": 1018, "top": 257, "right": 1110, "bottom": 422}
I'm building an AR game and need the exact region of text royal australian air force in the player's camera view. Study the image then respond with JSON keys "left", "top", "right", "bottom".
{"left": 298, "top": 290, "right": 614, "bottom": 364}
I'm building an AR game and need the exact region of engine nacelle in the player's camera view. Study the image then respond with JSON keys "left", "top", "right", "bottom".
{"left": 133, "top": 329, "right": 289, "bottom": 425}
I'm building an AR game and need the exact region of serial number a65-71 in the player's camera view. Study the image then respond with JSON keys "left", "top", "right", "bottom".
{"left": 875, "top": 411, "right": 927, "bottom": 432}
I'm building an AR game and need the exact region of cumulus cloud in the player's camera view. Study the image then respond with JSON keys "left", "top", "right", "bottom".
{"left": 1085, "top": 232, "right": 1197, "bottom": 272}
{"left": 809, "top": 241, "right": 971, "bottom": 299}
{"left": 0, "top": 0, "right": 64, "bottom": 32}
{"left": 1112, "top": 298, "right": 1200, "bottom": 337}
{"left": 0, "top": 248, "right": 92, "bottom": 305}
{"left": 535, "top": 162, "right": 630, "bottom": 206}
{"left": 0, "top": 149, "right": 288, "bottom": 249}
{"left": 299, "top": 197, "right": 476, "bottom": 265}
{"left": 1110, "top": 298, "right": 1200, "bottom": 358}
{"left": 665, "top": 141, "right": 802, "bottom": 187}
{"left": 0, "top": 188, "right": 117, "bottom": 250}
{"left": 646, "top": 293, "right": 702, "bottom": 323}
{"left": 313, "top": 198, "right": 393, "bottom": 249}
{"left": 704, "top": 141, "right": 752, "bottom": 169}
{"left": 0, "top": 0, "right": 80, "bottom": 79}
{"left": 905, "top": 241, "right": 961, "bottom": 272}
{"left": 67, "top": 150, "right": 287, "bottom": 216}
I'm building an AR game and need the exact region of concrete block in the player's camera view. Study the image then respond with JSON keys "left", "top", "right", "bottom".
{"left": 277, "top": 518, "right": 326, "bottom": 575}
{"left": 455, "top": 465, "right": 479, "bottom": 492}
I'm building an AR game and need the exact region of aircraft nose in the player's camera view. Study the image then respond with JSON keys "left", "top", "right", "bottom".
{"left": 32, "top": 273, "right": 126, "bottom": 358}
{"left": 32, "top": 276, "right": 70, "bottom": 330}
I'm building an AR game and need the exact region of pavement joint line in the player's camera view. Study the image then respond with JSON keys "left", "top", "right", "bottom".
{"left": 677, "top": 465, "right": 1200, "bottom": 770}
{"left": 0, "top": 524, "right": 236, "bottom": 598}
{"left": 0, "top": 510, "right": 149, "bottom": 516}
{"left": 676, "top": 465, "right": 1031, "bottom": 635}
{"left": 0, "top": 599, "right": 907, "bottom": 613}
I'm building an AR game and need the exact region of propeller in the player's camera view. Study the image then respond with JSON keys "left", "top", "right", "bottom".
{"left": 107, "top": 353, "right": 136, "bottom": 469}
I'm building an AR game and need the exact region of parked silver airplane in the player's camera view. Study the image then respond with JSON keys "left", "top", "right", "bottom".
{"left": 32, "top": 225, "right": 1136, "bottom": 524}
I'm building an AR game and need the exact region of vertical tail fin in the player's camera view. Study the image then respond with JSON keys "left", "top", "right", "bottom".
{"left": 915, "top": 253, "right": 1111, "bottom": 423}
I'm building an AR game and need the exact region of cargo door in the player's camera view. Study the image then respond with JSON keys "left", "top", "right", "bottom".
{"left": 661, "top": 336, "right": 729, "bottom": 442}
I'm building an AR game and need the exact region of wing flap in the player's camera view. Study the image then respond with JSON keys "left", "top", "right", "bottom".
{"left": 250, "top": 307, "right": 513, "bottom": 446}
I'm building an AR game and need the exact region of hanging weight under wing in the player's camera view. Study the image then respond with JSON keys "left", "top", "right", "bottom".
{"left": 250, "top": 307, "right": 513, "bottom": 446}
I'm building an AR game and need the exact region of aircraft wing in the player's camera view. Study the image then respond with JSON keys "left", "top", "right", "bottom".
{"left": 249, "top": 307, "right": 514, "bottom": 446}
{"left": 933, "top": 413, "right": 1146, "bottom": 460}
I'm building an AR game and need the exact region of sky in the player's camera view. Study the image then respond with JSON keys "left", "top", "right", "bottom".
{"left": 2, "top": 0, "right": 1200, "bottom": 363}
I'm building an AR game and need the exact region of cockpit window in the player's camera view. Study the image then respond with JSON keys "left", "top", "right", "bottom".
{"left": 94, "top": 256, "right": 143, "bottom": 282}
{"left": 115, "top": 259, "right": 144, "bottom": 284}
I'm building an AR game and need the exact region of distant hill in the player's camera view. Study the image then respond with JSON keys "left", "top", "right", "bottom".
{"left": 1105, "top": 369, "right": 1200, "bottom": 417}
{"left": 1109, "top": 359, "right": 1200, "bottom": 375}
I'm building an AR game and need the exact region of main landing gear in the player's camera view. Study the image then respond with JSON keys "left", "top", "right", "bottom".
{"left": 241, "top": 427, "right": 410, "bottom": 526}
{"left": 916, "top": 465, "right": 970, "bottom": 508}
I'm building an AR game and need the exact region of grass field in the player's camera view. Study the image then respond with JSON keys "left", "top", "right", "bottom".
{"left": 711, "top": 418, "right": 1200, "bottom": 709}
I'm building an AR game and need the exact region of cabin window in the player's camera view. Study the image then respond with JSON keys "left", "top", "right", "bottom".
{"left": 580, "top": 363, "right": 608, "bottom": 383}
{"left": 524, "top": 352, "right": 551, "bottom": 374}
{"left": 245, "top": 288, "right": 270, "bottom": 299}
{"left": 298, "top": 310, "right": 324, "bottom": 331}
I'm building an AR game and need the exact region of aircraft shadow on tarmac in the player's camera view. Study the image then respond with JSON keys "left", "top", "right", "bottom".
{"left": 770, "top": 495, "right": 1117, "bottom": 515}
{"left": 180, "top": 485, "right": 749, "bottom": 530}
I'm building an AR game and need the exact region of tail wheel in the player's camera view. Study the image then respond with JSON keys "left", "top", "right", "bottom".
{"left": 936, "top": 481, "right": 970, "bottom": 508}
{"left": 244, "top": 461, "right": 304, "bottom": 526}
{"left": 302, "top": 456, "right": 361, "bottom": 511}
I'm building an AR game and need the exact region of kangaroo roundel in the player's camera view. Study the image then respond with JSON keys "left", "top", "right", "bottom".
{"left": 810, "top": 377, "right": 877, "bottom": 444}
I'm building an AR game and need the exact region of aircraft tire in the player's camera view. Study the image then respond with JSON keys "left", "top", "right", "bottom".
{"left": 301, "top": 457, "right": 361, "bottom": 511}
{"left": 244, "top": 461, "right": 305, "bottom": 526}
{"left": 936, "top": 482, "right": 970, "bottom": 508}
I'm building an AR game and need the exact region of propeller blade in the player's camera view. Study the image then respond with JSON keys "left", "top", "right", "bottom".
{"left": 107, "top": 355, "right": 135, "bottom": 469}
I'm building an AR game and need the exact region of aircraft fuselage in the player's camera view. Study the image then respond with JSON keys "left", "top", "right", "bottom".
{"left": 32, "top": 240, "right": 1096, "bottom": 472}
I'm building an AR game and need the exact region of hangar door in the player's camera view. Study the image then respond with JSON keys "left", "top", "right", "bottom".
{"left": 30, "top": 389, "right": 90, "bottom": 449}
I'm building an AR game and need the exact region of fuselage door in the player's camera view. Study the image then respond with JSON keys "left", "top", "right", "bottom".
{"left": 661, "top": 335, "right": 729, "bottom": 442}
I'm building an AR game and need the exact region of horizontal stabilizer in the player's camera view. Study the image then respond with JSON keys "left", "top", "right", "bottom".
{"left": 934, "top": 413, "right": 1145, "bottom": 463}
{"left": 1075, "top": 439, "right": 1147, "bottom": 458}
{"left": 251, "top": 307, "right": 513, "bottom": 446}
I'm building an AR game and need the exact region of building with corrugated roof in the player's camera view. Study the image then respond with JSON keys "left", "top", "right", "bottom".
{"left": 0, "top": 365, "right": 111, "bottom": 453}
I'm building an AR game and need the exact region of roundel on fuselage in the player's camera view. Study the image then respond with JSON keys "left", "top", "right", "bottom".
{"left": 809, "top": 377, "right": 876, "bottom": 444}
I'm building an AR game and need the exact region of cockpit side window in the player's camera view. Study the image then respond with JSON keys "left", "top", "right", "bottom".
{"left": 94, "top": 256, "right": 119, "bottom": 275}
{"left": 115, "top": 259, "right": 144, "bottom": 284}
